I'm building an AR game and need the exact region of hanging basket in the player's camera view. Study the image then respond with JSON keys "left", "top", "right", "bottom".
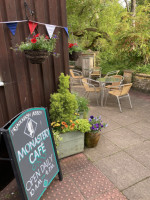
{"left": 69, "top": 51, "right": 82, "bottom": 61}
{"left": 24, "top": 50, "right": 49, "bottom": 64}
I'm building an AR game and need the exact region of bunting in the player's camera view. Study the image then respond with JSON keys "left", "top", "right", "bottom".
{"left": 45, "top": 24, "right": 56, "bottom": 38}
{"left": 6, "top": 22, "right": 18, "bottom": 36}
{"left": 0, "top": 20, "right": 69, "bottom": 38}
{"left": 28, "top": 21, "right": 38, "bottom": 34}
{"left": 64, "top": 27, "right": 69, "bottom": 37}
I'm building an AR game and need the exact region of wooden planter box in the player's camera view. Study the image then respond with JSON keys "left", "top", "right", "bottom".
{"left": 57, "top": 131, "right": 84, "bottom": 159}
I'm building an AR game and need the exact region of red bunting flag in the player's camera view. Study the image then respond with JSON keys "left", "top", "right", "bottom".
{"left": 28, "top": 21, "right": 38, "bottom": 34}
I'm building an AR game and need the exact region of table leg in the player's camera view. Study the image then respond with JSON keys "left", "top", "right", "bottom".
{"left": 100, "top": 83, "right": 105, "bottom": 106}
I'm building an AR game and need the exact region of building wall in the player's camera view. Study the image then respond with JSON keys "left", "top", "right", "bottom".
{"left": 0, "top": 0, "right": 69, "bottom": 127}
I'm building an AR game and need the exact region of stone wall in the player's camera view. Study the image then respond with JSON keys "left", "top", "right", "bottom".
{"left": 133, "top": 73, "right": 150, "bottom": 93}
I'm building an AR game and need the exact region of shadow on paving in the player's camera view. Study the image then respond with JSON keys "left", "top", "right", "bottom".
{"left": 0, "top": 154, "right": 126, "bottom": 200}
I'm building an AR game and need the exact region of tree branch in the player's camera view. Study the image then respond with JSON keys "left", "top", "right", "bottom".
{"left": 124, "top": 0, "right": 130, "bottom": 12}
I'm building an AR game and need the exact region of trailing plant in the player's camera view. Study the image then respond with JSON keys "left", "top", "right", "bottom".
{"left": 15, "top": 33, "right": 58, "bottom": 53}
{"left": 51, "top": 119, "right": 91, "bottom": 133}
{"left": 53, "top": 131, "right": 63, "bottom": 147}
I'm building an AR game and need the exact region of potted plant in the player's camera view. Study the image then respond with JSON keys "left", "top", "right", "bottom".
{"left": 49, "top": 73, "right": 91, "bottom": 158}
{"left": 15, "top": 33, "right": 58, "bottom": 64}
{"left": 85, "top": 115, "right": 107, "bottom": 148}
{"left": 68, "top": 42, "right": 82, "bottom": 61}
{"left": 73, "top": 93, "right": 89, "bottom": 119}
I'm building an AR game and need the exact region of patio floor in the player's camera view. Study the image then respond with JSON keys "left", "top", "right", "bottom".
{"left": 0, "top": 86, "right": 150, "bottom": 200}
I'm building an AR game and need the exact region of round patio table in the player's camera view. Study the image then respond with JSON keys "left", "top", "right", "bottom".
{"left": 97, "top": 77, "right": 121, "bottom": 106}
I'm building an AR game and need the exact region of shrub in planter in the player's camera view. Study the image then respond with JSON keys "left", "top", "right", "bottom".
{"left": 50, "top": 73, "right": 78, "bottom": 122}
{"left": 49, "top": 73, "right": 91, "bottom": 158}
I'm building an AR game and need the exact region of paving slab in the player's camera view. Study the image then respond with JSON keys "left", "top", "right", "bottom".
{"left": 93, "top": 188, "right": 127, "bottom": 200}
{"left": 42, "top": 176, "right": 85, "bottom": 200}
{"left": 103, "top": 127, "right": 145, "bottom": 149}
{"left": 0, "top": 153, "right": 127, "bottom": 200}
{"left": 84, "top": 135, "right": 121, "bottom": 162}
{"left": 70, "top": 165, "right": 115, "bottom": 200}
{"left": 125, "top": 141, "right": 150, "bottom": 169}
{"left": 94, "top": 151, "right": 150, "bottom": 190}
{"left": 105, "top": 113, "right": 141, "bottom": 126}
{"left": 127, "top": 123, "right": 150, "bottom": 139}
{"left": 60, "top": 153, "right": 91, "bottom": 175}
{"left": 123, "top": 177, "right": 150, "bottom": 200}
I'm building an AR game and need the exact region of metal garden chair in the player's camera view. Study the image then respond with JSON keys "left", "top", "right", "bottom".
{"left": 82, "top": 78, "right": 101, "bottom": 105}
{"left": 70, "top": 69, "right": 83, "bottom": 85}
{"left": 105, "top": 83, "right": 133, "bottom": 112}
{"left": 89, "top": 67, "right": 101, "bottom": 79}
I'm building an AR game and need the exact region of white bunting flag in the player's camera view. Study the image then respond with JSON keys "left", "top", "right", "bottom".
{"left": 45, "top": 24, "right": 56, "bottom": 38}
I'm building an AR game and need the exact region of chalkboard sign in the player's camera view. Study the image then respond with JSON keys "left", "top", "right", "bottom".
{"left": 2, "top": 108, "right": 62, "bottom": 200}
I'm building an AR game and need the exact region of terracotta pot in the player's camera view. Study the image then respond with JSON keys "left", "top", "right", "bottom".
{"left": 85, "top": 132, "right": 100, "bottom": 148}
{"left": 69, "top": 51, "right": 82, "bottom": 61}
{"left": 24, "top": 50, "right": 49, "bottom": 64}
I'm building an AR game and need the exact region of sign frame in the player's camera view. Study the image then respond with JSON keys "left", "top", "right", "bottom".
{"left": 1, "top": 107, "right": 63, "bottom": 200}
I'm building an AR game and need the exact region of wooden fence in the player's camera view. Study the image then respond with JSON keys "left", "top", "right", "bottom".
{"left": 0, "top": 0, "right": 69, "bottom": 127}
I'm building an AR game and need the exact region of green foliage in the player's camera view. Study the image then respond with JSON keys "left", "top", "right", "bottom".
{"left": 17, "top": 35, "right": 57, "bottom": 52}
{"left": 67, "top": 0, "right": 150, "bottom": 75}
{"left": 77, "top": 119, "right": 91, "bottom": 133}
{"left": 53, "top": 131, "right": 63, "bottom": 147}
{"left": 51, "top": 119, "right": 91, "bottom": 133}
{"left": 49, "top": 73, "right": 78, "bottom": 122}
{"left": 135, "top": 64, "right": 150, "bottom": 74}
{"left": 116, "top": 5, "right": 150, "bottom": 66}
{"left": 73, "top": 93, "right": 89, "bottom": 113}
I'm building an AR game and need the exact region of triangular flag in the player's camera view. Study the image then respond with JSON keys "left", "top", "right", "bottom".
{"left": 64, "top": 27, "right": 69, "bottom": 37}
{"left": 28, "top": 21, "right": 38, "bottom": 34}
{"left": 6, "top": 22, "right": 18, "bottom": 36}
{"left": 45, "top": 24, "right": 56, "bottom": 38}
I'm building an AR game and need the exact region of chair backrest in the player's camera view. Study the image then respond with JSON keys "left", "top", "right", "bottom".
{"left": 111, "top": 75, "right": 123, "bottom": 86}
{"left": 105, "top": 70, "right": 120, "bottom": 77}
{"left": 120, "top": 83, "right": 132, "bottom": 96}
{"left": 92, "top": 67, "right": 101, "bottom": 74}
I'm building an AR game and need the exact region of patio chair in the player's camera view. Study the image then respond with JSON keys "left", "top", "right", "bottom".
{"left": 82, "top": 78, "right": 101, "bottom": 105}
{"left": 105, "top": 75, "right": 124, "bottom": 90}
{"left": 70, "top": 69, "right": 83, "bottom": 85}
{"left": 105, "top": 83, "right": 133, "bottom": 112}
{"left": 89, "top": 67, "right": 101, "bottom": 79}
{"left": 104, "top": 70, "right": 120, "bottom": 77}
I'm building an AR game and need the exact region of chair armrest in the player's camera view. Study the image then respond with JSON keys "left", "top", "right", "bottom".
{"left": 73, "top": 70, "right": 83, "bottom": 76}
{"left": 88, "top": 78, "right": 100, "bottom": 84}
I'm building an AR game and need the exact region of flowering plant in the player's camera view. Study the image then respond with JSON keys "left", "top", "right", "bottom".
{"left": 51, "top": 118, "right": 91, "bottom": 133}
{"left": 88, "top": 116, "right": 107, "bottom": 133}
{"left": 68, "top": 42, "right": 82, "bottom": 55}
{"left": 17, "top": 34, "right": 57, "bottom": 53}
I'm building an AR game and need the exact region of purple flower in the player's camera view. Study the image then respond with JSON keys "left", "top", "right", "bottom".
{"left": 53, "top": 34, "right": 57, "bottom": 39}
{"left": 90, "top": 116, "right": 94, "bottom": 119}
{"left": 96, "top": 124, "right": 99, "bottom": 128}
{"left": 89, "top": 118, "right": 92, "bottom": 122}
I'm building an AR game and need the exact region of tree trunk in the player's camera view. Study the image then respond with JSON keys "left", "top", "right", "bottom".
{"left": 131, "top": 0, "right": 136, "bottom": 27}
